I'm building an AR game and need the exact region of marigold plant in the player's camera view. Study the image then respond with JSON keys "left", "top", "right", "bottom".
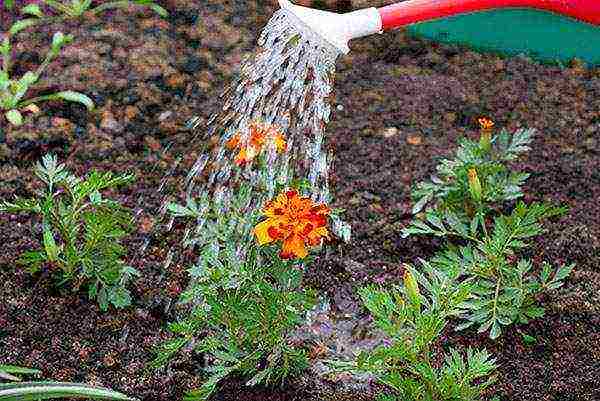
{"left": 328, "top": 265, "right": 497, "bottom": 401}
{"left": 0, "top": 154, "right": 138, "bottom": 311}
{"left": 152, "top": 183, "right": 334, "bottom": 400}
{"left": 403, "top": 124, "right": 574, "bottom": 339}
{"left": 153, "top": 110, "right": 345, "bottom": 399}
{"left": 254, "top": 189, "right": 330, "bottom": 259}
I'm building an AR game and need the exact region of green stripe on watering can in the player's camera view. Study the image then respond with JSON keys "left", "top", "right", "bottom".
{"left": 405, "top": 8, "right": 600, "bottom": 66}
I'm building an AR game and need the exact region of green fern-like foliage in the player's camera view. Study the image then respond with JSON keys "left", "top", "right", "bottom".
{"left": 329, "top": 265, "right": 497, "bottom": 401}
{"left": 0, "top": 154, "right": 138, "bottom": 311}
{"left": 151, "top": 182, "right": 316, "bottom": 401}
{"left": 410, "top": 127, "right": 533, "bottom": 216}
{"left": 403, "top": 126, "right": 574, "bottom": 339}
{"left": 17, "top": 0, "right": 167, "bottom": 22}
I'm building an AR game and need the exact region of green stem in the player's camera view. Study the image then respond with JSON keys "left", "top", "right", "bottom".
{"left": 91, "top": 1, "right": 132, "bottom": 15}
{"left": 490, "top": 275, "right": 502, "bottom": 329}
{"left": 449, "top": 229, "right": 479, "bottom": 243}
{"left": 479, "top": 209, "right": 489, "bottom": 239}
{"left": 1, "top": 39, "right": 11, "bottom": 75}
{"left": 34, "top": 53, "right": 57, "bottom": 83}
{"left": 43, "top": 0, "right": 76, "bottom": 16}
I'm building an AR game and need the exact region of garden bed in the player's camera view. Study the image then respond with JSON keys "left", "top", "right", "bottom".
{"left": 1, "top": 1, "right": 599, "bottom": 400}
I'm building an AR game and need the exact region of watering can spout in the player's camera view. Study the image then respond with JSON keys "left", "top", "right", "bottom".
{"left": 279, "top": 0, "right": 600, "bottom": 63}
{"left": 278, "top": 0, "right": 382, "bottom": 54}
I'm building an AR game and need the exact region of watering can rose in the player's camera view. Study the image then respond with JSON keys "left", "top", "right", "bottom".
{"left": 226, "top": 120, "right": 287, "bottom": 166}
{"left": 254, "top": 190, "right": 330, "bottom": 259}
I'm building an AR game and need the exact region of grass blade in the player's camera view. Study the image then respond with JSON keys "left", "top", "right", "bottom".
{"left": 0, "top": 381, "right": 138, "bottom": 401}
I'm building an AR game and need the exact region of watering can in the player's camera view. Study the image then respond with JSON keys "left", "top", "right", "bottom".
{"left": 279, "top": 0, "right": 600, "bottom": 66}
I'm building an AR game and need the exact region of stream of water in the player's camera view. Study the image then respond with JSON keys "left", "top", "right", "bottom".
{"left": 184, "top": 7, "right": 340, "bottom": 205}
{"left": 129, "top": 7, "right": 384, "bottom": 384}
{"left": 137, "top": 7, "right": 348, "bottom": 276}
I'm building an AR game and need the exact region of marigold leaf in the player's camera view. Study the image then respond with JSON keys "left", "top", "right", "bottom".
{"left": 148, "top": 3, "right": 168, "bottom": 17}
{"left": 489, "top": 321, "right": 501, "bottom": 339}
{"left": 5, "top": 109, "right": 23, "bottom": 126}
{"left": 554, "top": 263, "right": 575, "bottom": 282}
{"left": 53, "top": 91, "right": 94, "bottom": 110}
{"left": 411, "top": 194, "right": 431, "bottom": 215}
{"left": 42, "top": 224, "right": 59, "bottom": 262}
{"left": 9, "top": 18, "right": 38, "bottom": 35}
{"left": 22, "top": 4, "right": 44, "bottom": 17}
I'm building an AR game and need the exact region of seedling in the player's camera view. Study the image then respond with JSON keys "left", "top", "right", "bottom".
{"left": 20, "top": 0, "right": 168, "bottom": 22}
{"left": 403, "top": 121, "right": 574, "bottom": 339}
{"left": 0, "top": 154, "right": 138, "bottom": 311}
{"left": 328, "top": 265, "right": 497, "bottom": 401}
{"left": 0, "top": 28, "right": 93, "bottom": 126}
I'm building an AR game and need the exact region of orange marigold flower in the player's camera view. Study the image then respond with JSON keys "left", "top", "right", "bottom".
{"left": 226, "top": 134, "right": 241, "bottom": 150}
{"left": 254, "top": 189, "right": 330, "bottom": 260}
{"left": 227, "top": 121, "right": 287, "bottom": 166}
{"left": 478, "top": 117, "right": 494, "bottom": 130}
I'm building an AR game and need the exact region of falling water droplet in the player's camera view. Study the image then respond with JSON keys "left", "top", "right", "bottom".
{"left": 135, "top": 8, "right": 349, "bottom": 297}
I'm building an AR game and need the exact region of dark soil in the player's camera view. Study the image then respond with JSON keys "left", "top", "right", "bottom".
{"left": 1, "top": 1, "right": 599, "bottom": 401}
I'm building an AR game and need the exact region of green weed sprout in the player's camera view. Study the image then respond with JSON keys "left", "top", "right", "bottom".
{"left": 0, "top": 28, "right": 94, "bottom": 126}
{"left": 402, "top": 120, "right": 574, "bottom": 339}
{"left": 0, "top": 154, "right": 138, "bottom": 311}
{"left": 20, "top": 0, "right": 168, "bottom": 22}
{"left": 328, "top": 265, "right": 497, "bottom": 401}
{"left": 0, "top": 364, "right": 138, "bottom": 400}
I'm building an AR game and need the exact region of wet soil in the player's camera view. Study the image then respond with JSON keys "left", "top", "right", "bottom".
{"left": 1, "top": 1, "right": 599, "bottom": 400}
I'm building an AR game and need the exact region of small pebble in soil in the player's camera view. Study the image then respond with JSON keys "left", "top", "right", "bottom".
{"left": 181, "top": 55, "right": 209, "bottom": 74}
{"left": 100, "top": 111, "right": 124, "bottom": 132}
{"left": 379, "top": 127, "right": 398, "bottom": 138}
{"left": 158, "top": 110, "right": 173, "bottom": 122}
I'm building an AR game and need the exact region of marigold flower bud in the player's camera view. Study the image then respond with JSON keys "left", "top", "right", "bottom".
{"left": 478, "top": 117, "right": 494, "bottom": 153}
{"left": 403, "top": 269, "right": 421, "bottom": 306}
{"left": 468, "top": 168, "right": 482, "bottom": 202}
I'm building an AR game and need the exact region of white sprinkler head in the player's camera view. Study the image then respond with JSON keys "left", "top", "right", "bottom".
{"left": 278, "top": 0, "right": 382, "bottom": 54}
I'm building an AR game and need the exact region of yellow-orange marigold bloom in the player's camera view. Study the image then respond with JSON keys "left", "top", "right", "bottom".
{"left": 478, "top": 117, "right": 494, "bottom": 130}
{"left": 254, "top": 189, "right": 330, "bottom": 259}
{"left": 226, "top": 121, "right": 287, "bottom": 166}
